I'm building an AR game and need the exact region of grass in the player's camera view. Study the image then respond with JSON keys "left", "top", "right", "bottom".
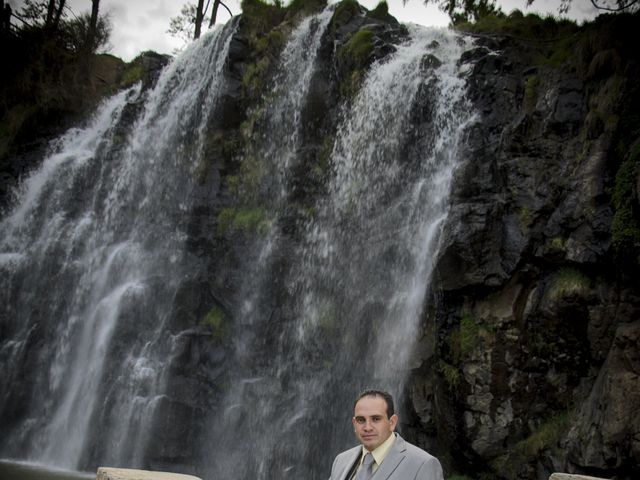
{"left": 339, "top": 27, "right": 375, "bottom": 68}
{"left": 550, "top": 267, "right": 590, "bottom": 298}
{"left": 516, "top": 412, "right": 570, "bottom": 457}
{"left": 119, "top": 64, "right": 145, "bottom": 88}
{"left": 450, "top": 313, "right": 492, "bottom": 363}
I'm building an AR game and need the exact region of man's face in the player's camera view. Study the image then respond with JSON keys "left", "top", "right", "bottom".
{"left": 352, "top": 395, "right": 398, "bottom": 451}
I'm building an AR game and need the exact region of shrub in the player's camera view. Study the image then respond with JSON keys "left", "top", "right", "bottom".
{"left": 611, "top": 145, "right": 640, "bottom": 258}
{"left": 339, "top": 27, "right": 375, "bottom": 68}
{"left": 439, "top": 360, "right": 462, "bottom": 391}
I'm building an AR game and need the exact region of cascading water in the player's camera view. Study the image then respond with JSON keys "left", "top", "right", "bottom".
{"left": 0, "top": 6, "right": 476, "bottom": 480}
{"left": 0, "top": 21, "right": 238, "bottom": 471}
{"left": 199, "top": 17, "right": 475, "bottom": 480}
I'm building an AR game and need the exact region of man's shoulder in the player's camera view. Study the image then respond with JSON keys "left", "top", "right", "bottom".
{"left": 396, "top": 435, "right": 439, "bottom": 463}
{"left": 403, "top": 440, "right": 438, "bottom": 460}
{"left": 394, "top": 436, "right": 443, "bottom": 479}
{"left": 335, "top": 445, "right": 361, "bottom": 459}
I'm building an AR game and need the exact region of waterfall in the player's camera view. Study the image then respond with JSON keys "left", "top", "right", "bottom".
{"left": 0, "top": 7, "right": 475, "bottom": 480}
{"left": 199, "top": 18, "right": 475, "bottom": 480}
{"left": 0, "top": 21, "right": 238, "bottom": 470}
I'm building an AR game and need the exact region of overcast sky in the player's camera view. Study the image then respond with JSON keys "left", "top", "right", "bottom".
{"left": 10, "top": 0, "right": 601, "bottom": 62}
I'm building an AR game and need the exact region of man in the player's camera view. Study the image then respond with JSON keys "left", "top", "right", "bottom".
{"left": 328, "top": 390, "right": 443, "bottom": 480}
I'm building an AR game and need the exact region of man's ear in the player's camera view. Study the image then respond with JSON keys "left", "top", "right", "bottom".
{"left": 390, "top": 414, "right": 398, "bottom": 430}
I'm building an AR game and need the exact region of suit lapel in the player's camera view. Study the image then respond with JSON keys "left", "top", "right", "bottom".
{"left": 371, "top": 434, "right": 407, "bottom": 480}
{"left": 338, "top": 448, "right": 361, "bottom": 480}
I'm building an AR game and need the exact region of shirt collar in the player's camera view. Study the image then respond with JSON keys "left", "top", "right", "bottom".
{"left": 361, "top": 431, "right": 396, "bottom": 467}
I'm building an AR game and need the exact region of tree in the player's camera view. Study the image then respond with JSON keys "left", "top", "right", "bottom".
{"left": 527, "top": 0, "right": 639, "bottom": 14}
{"left": 409, "top": 0, "right": 501, "bottom": 23}
{"left": 194, "top": 0, "right": 205, "bottom": 39}
{"left": 63, "top": 10, "right": 111, "bottom": 54}
{"left": 418, "top": 0, "right": 639, "bottom": 22}
{"left": 209, "top": 0, "right": 221, "bottom": 28}
{"left": 168, "top": 0, "right": 233, "bottom": 42}
{"left": 17, "top": 0, "right": 110, "bottom": 54}
{"left": 45, "top": 0, "right": 65, "bottom": 30}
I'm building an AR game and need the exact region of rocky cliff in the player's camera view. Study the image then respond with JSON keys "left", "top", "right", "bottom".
{"left": 407, "top": 11, "right": 640, "bottom": 480}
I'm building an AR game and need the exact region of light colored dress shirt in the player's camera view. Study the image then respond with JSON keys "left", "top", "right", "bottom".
{"left": 354, "top": 431, "right": 397, "bottom": 475}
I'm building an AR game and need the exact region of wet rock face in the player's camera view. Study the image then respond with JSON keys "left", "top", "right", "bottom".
{"left": 407, "top": 15, "right": 640, "bottom": 480}
{"left": 567, "top": 321, "right": 640, "bottom": 471}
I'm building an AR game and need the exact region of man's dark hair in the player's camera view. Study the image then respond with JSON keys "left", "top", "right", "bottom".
{"left": 354, "top": 389, "right": 395, "bottom": 418}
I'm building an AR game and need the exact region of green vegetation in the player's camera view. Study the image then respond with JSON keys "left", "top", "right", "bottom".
{"left": 241, "top": 0, "right": 327, "bottom": 29}
{"left": 241, "top": 0, "right": 286, "bottom": 26}
{"left": 486, "top": 413, "right": 572, "bottom": 476}
{"left": 0, "top": 1, "right": 116, "bottom": 174}
{"left": 367, "top": 1, "right": 393, "bottom": 22}
{"left": 339, "top": 28, "right": 375, "bottom": 68}
{"left": 516, "top": 412, "right": 570, "bottom": 457}
{"left": 202, "top": 306, "right": 228, "bottom": 341}
{"left": 455, "top": 11, "right": 579, "bottom": 68}
{"left": 539, "top": 35, "right": 576, "bottom": 67}
{"left": 458, "top": 314, "right": 480, "bottom": 359}
{"left": 337, "top": 26, "right": 376, "bottom": 96}
{"left": 519, "top": 206, "right": 533, "bottom": 230}
{"left": 611, "top": 144, "right": 640, "bottom": 260}
{"left": 331, "top": 0, "right": 361, "bottom": 30}
{"left": 524, "top": 75, "right": 539, "bottom": 110}
{"left": 450, "top": 313, "right": 492, "bottom": 363}
{"left": 455, "top": 10, "right": 577, "bottom": 37}
{"left": 255, "top": 29, "right": 285, "bottom": 55}
{"left": 440, "top": 313, "right": 495, "bottom": 392}
{"left": 439, "top": 360, "right": 462, "bottom": 391}
{"left": 489, "top": 453, "right": 520, "bottom": 480}
{"left": 120, "top": 64, "right": 145, "bottom": 88}
{"left": 227, "top": 151, "right": 264, "bottom": 202}
{"left": 286, "top": 0, "right": 328, "bottom": 17}
{"left": 550, "top": 236, "right": 565, "bottom": 250}
{"left": 217, "top": 206, "right": 271, "bottom": 235}
{"left": 551, "top": 267, "right": 590, "bottom": 295}
{"left": 242, "top": 58, "right": 272, "bottom": 97}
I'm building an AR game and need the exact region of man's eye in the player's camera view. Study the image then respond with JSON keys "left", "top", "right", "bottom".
{"left": 356, "top": 418, "right": 365, "bottom": 424}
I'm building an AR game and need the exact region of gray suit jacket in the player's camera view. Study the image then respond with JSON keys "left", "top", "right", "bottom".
{"left": 328, "top": 434, "right": 443, "bottom": 480}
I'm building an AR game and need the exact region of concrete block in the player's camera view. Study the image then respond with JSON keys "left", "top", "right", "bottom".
{"left": 97, "top": 467, "right": 202, "bottom": 480}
